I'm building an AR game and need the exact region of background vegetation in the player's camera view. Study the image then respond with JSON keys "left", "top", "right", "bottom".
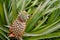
{"left": 0, "top": 0, "right": 60, "bottom": 40}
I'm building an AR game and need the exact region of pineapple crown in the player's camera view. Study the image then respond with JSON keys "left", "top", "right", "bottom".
{"left": 18, "top": 11, "right": 29, "bottom": 22}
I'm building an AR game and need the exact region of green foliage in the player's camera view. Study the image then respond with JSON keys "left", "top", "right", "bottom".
{"left": 0, "top": 0, "right": 60, "bottom": 40}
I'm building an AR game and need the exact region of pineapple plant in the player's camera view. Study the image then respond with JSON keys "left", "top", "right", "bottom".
{"left": 0, "top": 0, "right": 60, "bottom": 40}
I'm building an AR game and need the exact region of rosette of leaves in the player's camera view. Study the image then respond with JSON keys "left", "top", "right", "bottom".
{"left": 0, "top": 0, "right": 60, "bottom": 40}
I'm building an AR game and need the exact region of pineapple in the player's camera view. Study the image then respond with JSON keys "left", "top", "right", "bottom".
{"left": 9, "top": 11, "right": 29, "bottom": 40}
